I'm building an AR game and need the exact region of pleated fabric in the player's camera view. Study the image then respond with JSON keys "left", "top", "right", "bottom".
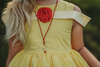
{"left": 8, "top": 0, "right": 91, "bottom": 67}
{"left": 8, "top": 50, "right": 89, "bottom": 67}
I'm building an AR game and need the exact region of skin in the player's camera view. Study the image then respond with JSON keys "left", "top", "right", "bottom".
{"left": 5, "top": 36, "right": 24, "bottom": 67}
{"left": 5, "top": 0, "right": 100, "bottom": 67}
{"left": 36, "top": 0, "right": 61, "bottom": 5}
{"left": 72, "top": 5, "right": 100, "bottom": 67}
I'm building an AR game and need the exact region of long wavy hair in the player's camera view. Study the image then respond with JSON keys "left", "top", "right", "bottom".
{"left": 2, "top": 0, "right": 37, "bottom": 48}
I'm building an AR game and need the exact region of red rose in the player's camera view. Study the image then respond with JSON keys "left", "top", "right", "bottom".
{"left": 37, "top": 7, "right": 53, "bottom": 23}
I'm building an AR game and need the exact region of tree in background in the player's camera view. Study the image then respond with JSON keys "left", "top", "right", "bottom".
{"left": 0, "top": 0, "right": 100, "bottom": 67}
{"left": 0, "top": 0, "right": 10, "bottom": 67}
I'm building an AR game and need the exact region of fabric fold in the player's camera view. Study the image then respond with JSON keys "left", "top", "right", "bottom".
{"left": 32, "top": 11, "right": 91, "bottom": 27}
{"left": 8, "top": 49, "right": 89, "bottom": 67}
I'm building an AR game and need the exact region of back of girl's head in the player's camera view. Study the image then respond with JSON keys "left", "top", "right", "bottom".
{"left": 2, "top": 0, "right": 37, "bottom": 48}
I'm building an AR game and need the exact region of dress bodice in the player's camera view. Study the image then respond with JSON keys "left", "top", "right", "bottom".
{"left": 23, "top": 1, "right": 91, "bottom": 53}
{"left": 8, "top": 1, "right": 91, "bottom": 67}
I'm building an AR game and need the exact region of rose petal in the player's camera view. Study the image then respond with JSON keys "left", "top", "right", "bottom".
{"left": 37, "top": 7, "right": 53, "bottom": 23}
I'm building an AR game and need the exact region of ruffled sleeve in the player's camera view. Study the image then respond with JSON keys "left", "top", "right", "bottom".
{"left": 32, "top": 11, "right": 91, "bottom": 27}
{"left": 54, "top": 11, "right": 91, "bottom": 27}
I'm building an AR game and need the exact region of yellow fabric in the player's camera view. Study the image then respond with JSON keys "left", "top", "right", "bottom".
{"left": 32, "top": 11, "right": 91, "bottom": 27}
{"left": 8, "top": 1, "right": 90, "bottom": 67}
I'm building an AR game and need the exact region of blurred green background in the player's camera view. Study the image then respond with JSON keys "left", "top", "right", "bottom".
{"left": 0, "top": 0, "right": 100, "bottom": 67}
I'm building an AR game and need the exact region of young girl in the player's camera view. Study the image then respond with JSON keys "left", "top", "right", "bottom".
{"left": 2, "top": 0, "right": 100, "bottom": 67}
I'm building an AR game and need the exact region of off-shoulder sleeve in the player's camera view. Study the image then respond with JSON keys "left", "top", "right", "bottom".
{"left": 32, "top": 11, "right": 91, "bottom": 27}
{"left": 54, "top": 11, "right": 91, "bottom": 27}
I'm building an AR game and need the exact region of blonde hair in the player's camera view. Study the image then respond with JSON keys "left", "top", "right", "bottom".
{"left": 2, "top": 0, "right": 37, "bottom": 48}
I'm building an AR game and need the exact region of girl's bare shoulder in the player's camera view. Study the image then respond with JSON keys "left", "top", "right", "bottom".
{"left": 72, "top": 5, "right": 82, "bottom": 27}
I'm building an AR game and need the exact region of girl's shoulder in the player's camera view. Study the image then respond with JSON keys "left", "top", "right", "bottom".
{"left": 59, "top": 0, "right": 91, "bottom": 27}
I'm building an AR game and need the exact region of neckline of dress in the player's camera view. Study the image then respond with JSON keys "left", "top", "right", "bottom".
{"left": 36, "top": 0, "right": 62, "bottom": 7}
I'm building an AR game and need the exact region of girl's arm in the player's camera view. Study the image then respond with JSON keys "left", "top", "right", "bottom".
{"left": 5, "top": 36, "right": 24, "bottom": 67}
{"left": 71, "top": 5, "right": 100, "bottom": 67}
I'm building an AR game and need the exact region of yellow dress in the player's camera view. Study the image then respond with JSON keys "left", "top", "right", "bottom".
{"left": 8, "top": 1, "right": 91, "bottom": 67}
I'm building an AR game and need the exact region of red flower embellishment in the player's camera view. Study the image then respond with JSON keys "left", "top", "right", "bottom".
{"left": 37, "top": 7, "right": 53, "bottom": 23}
